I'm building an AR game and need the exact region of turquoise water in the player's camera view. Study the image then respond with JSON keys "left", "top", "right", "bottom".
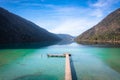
{"left": 0, "top": 43, "right": 120, "bottom": 80}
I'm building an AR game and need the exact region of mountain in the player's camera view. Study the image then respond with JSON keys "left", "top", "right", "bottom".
{"left": 57, "top": 34, "right": 74, "bottom": 45}
{"left": 0, "top": 7, "right": 61, "bottom": 47}
{"left": 76, "top": 8, "right": 120, "bottom": 44}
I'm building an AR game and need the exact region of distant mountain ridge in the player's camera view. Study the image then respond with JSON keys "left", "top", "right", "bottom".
{"left": 0, "top": 7, "right": 61, "bottom": 45}
{"left": 57, "top": 34, "right": 74, "bottom": 40}
{"left": 57, "top": 34, "right": 74, "bottom": 45}
{"left": 76, "top": 8, "right": 120, "bottom": 44}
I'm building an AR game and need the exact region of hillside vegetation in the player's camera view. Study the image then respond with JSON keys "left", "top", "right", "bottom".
{"left": 76, "top": 8, "right": 120, "bottom": 44}
{"left": 0, "top": 7, "right": 61, "bottom": 45}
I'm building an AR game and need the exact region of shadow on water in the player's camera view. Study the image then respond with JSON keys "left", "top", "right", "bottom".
{"left": 71, "top": 57, "right": 78, "bottom": 80}
{"left": 0, "top": 41, "right": 59, "bottom": 49}
{"left": 0, "top": 41, "right": 75, "bottom": 49}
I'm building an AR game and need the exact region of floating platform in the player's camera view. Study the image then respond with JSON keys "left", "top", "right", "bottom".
{"left": 47, "top": 54, "right": 71, "bottom": 57}
{"left": 47, "top": 54, "right": 65, "bottom": 57}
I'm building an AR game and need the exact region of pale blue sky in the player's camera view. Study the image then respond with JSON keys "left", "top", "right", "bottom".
{"left": 0, "top": 0, "right": 120, "bottom": 36}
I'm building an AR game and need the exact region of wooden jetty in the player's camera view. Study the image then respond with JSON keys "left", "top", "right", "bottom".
{"left": 65, "top": 53, "right": 72, "bottom": 80}
{"left": 47, "top": 53, "right": 72, "bottom": 80}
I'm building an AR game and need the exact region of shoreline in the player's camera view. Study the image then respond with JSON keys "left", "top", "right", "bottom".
{"left": 76, "top": 40, "right": 120, "bottom": 45}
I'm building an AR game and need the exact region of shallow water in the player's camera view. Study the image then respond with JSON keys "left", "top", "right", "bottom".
{"left": 0, "top": 43, "right": 120, "bottom": 80}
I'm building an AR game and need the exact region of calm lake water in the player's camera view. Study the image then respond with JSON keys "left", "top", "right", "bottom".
{"left": 0, "top": 43, "right": 120, "bottom": 80}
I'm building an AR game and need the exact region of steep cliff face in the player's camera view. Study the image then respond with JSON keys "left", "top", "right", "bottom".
{"left": 0, "top": 7, "right": 61, "bottom": 44}
{"left": 76, "top": 8, "right": 120, "bottom": 43}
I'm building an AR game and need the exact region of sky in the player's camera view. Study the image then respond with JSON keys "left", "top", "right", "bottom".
{"left": 0, "top": 0, "right": 120, "bottom": 36}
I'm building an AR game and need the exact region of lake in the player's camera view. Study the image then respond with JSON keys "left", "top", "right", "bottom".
{"left": 0, "top": 43, "right": 120, "bottom": 80}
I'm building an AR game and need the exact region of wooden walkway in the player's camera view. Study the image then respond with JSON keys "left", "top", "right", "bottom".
{"left": 47, "top": 53, "right": 72, "bottom": 80}
{"left": 65, "top": 53, "right": 72, "bottom": 80}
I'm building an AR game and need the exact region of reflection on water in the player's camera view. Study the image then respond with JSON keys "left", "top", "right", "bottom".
{"left": 0, "top": 43, "right": 120, "bottom": 80}
{"left": 0, "top": 41, "right": 59, "bottom": 49}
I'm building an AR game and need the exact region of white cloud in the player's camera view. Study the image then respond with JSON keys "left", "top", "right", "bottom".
{"left": 50, "top": 18, "right": 99, "bottom": 36}
{"left": 92, "top": 0, "right": 110, "bottom": 8}
{"left": 47, "top": 0, "right": 119, "bottom": 36}
{"left": 90, "top": 9, "right": 103, "bottom": 17}
{"left": 29, "top": 6, "right": 103, "bottom": 36}
{"left": 89, "top": 0, "right": 120, "bottom": 17}
{"left": 24, "top": 3, "right": 116, "bottom": 36}
{"left": 10, "top": 0, "right": 119, "bottom": 36}
{"left": 44, "top": 6, "right": 102, "bottom": 36}
{"left": 91, "top": 0, "right": 119, "bottom": 8}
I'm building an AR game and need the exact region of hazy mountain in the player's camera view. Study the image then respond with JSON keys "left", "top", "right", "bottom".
{"left": 57, "top": 34, "right": 74, "bottom": 45}
{"left": 0, "top": 7, "right": 61, "bottom": 47}
{"left": 76, "top": 8, "right": 120, "bottom": 44}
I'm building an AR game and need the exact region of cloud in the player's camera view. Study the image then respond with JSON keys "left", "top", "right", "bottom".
{"left": 46, "top": 0, "right": 119, "bottom": 36}
{"left": 89, "top": 0, "right": 120, "bottom": 17}
{"left": 43, "top": 5, "right": 102, "bottom": 36}
{"left": 90, "top": 8, "right": 103, "bottom": 17}
{"left": 29, "top": 6, "right": 103, "bottom": 36}
{"left": 2, "top": 0, "right": 119, "bottom": 36}
{"left": 14, "top": 0, "right": 119, "bottom": 36}
{"left": 92, "top": 0, "right": 120, "bottom": 8}
{"left": 92, "top": 0, "right": 111, "bottom": 8}
{"left": 50, "top": 17, "right": 99, "bottom": 36}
